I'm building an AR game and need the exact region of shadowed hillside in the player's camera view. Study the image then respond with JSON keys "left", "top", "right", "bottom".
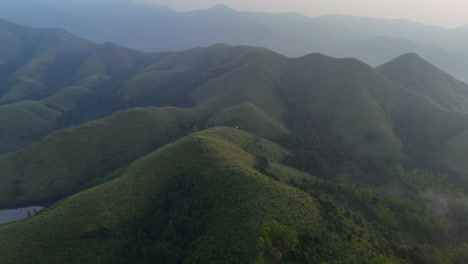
{"left": 376, "top": 53, "right": 468, "bottom": 111}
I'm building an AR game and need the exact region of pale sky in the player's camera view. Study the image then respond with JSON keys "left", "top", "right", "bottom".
{"left": 133, "top": 0, "right": 468, "bottom": 28}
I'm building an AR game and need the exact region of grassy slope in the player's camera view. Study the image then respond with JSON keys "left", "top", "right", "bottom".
{"left": 0, "top": 127, "right": 322, "bottom": 264}
{"left": 194, "top": 50, "right": 468, "bottom": 165}
{"left": 281, "top": 54, "right": 404, "bottom": 157}
{"left": 6, "top": 22, "right": 442, "bottom": 163}
{"left": 0, "top": 100, "right": 61, "bottom": 153}
{"left": 119, "top": 44, "right": 269, "bottom": 107}
{"left": 0, "top": 106, "right": 203, "bottom": 206}
{"left": 0, "top": 39, "right": 273, "bottom": 153}
{"left": 0, "top": 46, "right": 294, "bottom": 206}
{"left": 0, "top": 22, "right": 95, "bottom": 104}
{"left": 206, "top": 102, "right": 289, "bottom": 139}
{"left": 0, "top": 127, "right": 444, "bottom": 264}
{"left": 376, "top": 53, "right": 468, "bottom": 111}
{"left": 191, "top": 48, "right": 287, "bottom": 122}
{"left": 375, "top": 53, "right": 468, "bottom": 172}
{"left": 280, "top": 53, "right": 468, "bottom": 176}
{"left": 41, "top": 86, "right": 94, "bottom": 112}
{"left": 0, "top": 34, "right": 164, "bottom": 152}
{"left": 0, "top": 86, "right": 94, "bottom": 153}
{"left": 72, "top": 42, "right": 164, "bottom": 89}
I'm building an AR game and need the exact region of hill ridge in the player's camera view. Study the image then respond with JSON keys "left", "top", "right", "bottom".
{"left": 377, "top": 52, "right": 468, "bottom": 111}
{"left": 0, "top": 127, "right": 323, "bottom": 263}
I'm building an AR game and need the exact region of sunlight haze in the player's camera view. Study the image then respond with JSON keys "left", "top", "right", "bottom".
{"left": 133, "top": 0, "right": 468, "bottom": 28}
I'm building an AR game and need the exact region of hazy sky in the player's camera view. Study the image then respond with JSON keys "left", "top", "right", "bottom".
{"left": 133, "top": 0, "right": 468, "bottom": 28}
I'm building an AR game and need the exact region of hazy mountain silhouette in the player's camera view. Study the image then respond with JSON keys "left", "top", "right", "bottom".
{"left": 1, "top": 0, "right": 467, "bottom": 81}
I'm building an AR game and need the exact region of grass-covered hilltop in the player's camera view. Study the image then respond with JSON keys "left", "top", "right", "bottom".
{"left": 0, "top": 18, "right": 467, "bottom": 264}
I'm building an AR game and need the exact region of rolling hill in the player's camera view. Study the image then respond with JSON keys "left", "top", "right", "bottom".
{"left": 0, "top": 127, "right": 320, "bottom": 263}
{"left": 376, "top": 53, "right": 468, "bottom": 111}
{"left": 332, "top": 36, "right": 468, "bottom": 82}
{"left": 1, "top": 127, "right": 462, "bottom": 264}
{"left": 2, "top": 19, "right": 468, "bottom": 198}
{"left": 0, "top": 18, "right": 467, "bottom": 263}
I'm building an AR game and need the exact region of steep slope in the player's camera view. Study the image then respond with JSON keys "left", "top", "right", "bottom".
{"left": 376, "top": 53, "right": 468, "bottom": 111}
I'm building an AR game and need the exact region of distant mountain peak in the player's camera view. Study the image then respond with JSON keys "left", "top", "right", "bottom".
{"left": 209, "top": 3, "right": 234, "bottom": 12}
{"left": 377, "top": 53, "right": 462, "bottom": 84}
{"left": 397, "top": 52, "right": 423, "bottom": 59}
{"left": 377, "top": 52, "right": 468, "bottom": 111}
{"left": 381, "top": 52, "right": 431, "bottom": 68}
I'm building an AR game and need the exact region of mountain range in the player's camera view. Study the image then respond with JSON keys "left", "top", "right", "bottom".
{"left": 1, "top": 0, "right": 468, "bottom": 82}
{"left": 0, "top": 16, "right": 467, "bottom": 264}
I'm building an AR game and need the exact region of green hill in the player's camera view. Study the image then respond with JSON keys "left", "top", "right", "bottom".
{"left": 0, "top": 127, "right": 424, "bottom": 263}
{"left": 376, "top": 53, "right": 468, "bottom": 111}
{"left": 206, "top": 103, "right": 290, "bottom": 139}
{"left": 1, "top": 127, "right": 465, "bottom": 263}
{"left": 0, "top": 19, "right": 95, "bottom": 104}
{"left": 0, "top": 87, "right": 94, "bottom": 154}
{"left": 332, "top": 36, "right": 468, "bottom": 83}
{"left": 0, "top": 100, "right": 60, "bottom": 153}
{"left": 0, "top": 127, "right": 323, "bottom": 263}
{"left": 0, "top": 106, "right": 203, "bottom": 206}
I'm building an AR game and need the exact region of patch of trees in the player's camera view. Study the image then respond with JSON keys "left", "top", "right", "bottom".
{"left": 122, "top": 174, "right": 213, "bottom": 263}
{"left": 288, "top": 172, "right": 467, "bottom": 264}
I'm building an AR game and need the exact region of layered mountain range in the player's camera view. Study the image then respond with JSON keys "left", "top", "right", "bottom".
{"left": 1, "top": 0, "right": 468, "bottom": 83}
{"left": 0, "top": 17, "right": 467, "bottom": 264}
